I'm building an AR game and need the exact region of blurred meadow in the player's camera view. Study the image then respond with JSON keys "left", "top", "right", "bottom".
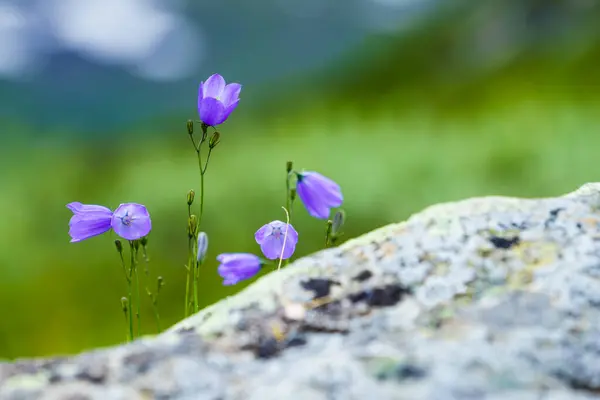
{"left": 1, "top": 0, "right": 600, "bottom": 358}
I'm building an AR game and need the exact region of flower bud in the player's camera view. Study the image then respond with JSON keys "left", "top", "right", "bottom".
{"left": 331, "top": 210, "right": 346, "bottom": 235}
{"left": 286, "top": 161, "right": 293, "bottom": 173}
{"left": 187, "top": 190, "right": 195, "bottom": 206}
{"left": 209, "top": 131, "right": 221, "bottom": 149}
{"left": 186, "top": 120, "right": 194, "bottom": 136}
{"left": 188, "top": 214, "right": 198, "bottom": 238}
{"left": 121, "top": 297, "right": 128, "bottom": 312}
{"left": 197, "top": 232, "right": 209, "bottom": 262}
{"left": 289, "top": 188, "right": 297, "bottom": 202}
{"left": 114, "top": 239, "right": 123, "bottom": 254}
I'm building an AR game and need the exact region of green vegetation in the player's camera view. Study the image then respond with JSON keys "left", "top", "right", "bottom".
{"left": 1, "top": 2, "right": 599, "bottom": 357}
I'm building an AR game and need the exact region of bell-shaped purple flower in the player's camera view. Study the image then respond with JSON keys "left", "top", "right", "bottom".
{"left": 217, "top": 253, "right": 261, "bottom": 286}
{"left": 255, "top": 220, "right": 298, "bottom": 260}
{"left": 296, "top": 171, "right": 343, "bottom": 219}
{"left": 111, "top": 203, "right": 152, "bottom": 241}
{"left": 67, "top": 202, "right": 113, "bottom": 242}
{"left": 197, "top": 74, "right": 242, "bottom": 126}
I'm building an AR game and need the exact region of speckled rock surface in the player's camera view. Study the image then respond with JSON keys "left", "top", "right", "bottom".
{"left": 3, "top": 184, "right": 600, "bottom": 400}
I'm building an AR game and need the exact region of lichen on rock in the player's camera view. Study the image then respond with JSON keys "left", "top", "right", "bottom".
{"left": 4, "top": 184, "right": 600, "bottom": 399}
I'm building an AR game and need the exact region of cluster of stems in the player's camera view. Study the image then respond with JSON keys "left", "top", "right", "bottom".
{"left": 116, "top": 238, "right": 163, "bottom": 342}
{"left": 184, "top": 121, "right": 219, "bottom": 318}
{"left": 284, "top": 162, "right": 296, "bottom": 265}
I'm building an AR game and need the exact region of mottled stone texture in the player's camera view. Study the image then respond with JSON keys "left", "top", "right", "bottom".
{"left": 4, "top": 184, "right": 600, "bottom": 399}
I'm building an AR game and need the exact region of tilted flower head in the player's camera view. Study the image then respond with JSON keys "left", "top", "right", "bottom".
{"left": 67, "top": 202, "right": 113, "bottom": 242}
{"left": 296, "top": 171, "right": 343, "bottom": 219}
{"left": 216, "top": 253, "right": 261, "bottom": 286}
{"left": 111, "top": 203, "right": 152, "bottom": 241}
{"left": 197, "top": 74, "right": 241, "bottom": 126}
{"left": 255, "top": 220, "right": 298, "bottom": 260}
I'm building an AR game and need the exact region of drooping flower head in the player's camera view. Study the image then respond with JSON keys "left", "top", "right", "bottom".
{"left": 67, "top": 202, "right": 152, "bottom": 243}
{"left": 255, "top": 220, "right": 298, "bottom": 260}
{"left": 296, "top": 171, "right": 343, "bottom": 219}
{"left": 217, "top": 253, "right": 262, "bottom": 286}
{"left": 197, "top": 74, "right": 241, "bottom": 126}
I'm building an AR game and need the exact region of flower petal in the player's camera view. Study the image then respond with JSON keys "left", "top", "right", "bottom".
{"left": 67, "top": 202, "right": 113, "bottom": 242}
{"left": 68, "top": 215, "right": 112, "bottom": 242}
{"left": 197, "top": 82, "right": 204, "bottom": 105}
{"left": 255, "top": 223, "right": 273, "bottom": 244}
{"left": 67, "top": 202, "right": 112, "bottom": 215}
{"left": 198, "top": 97, "right": 226, "bottom": 126}
{"left": 202, "top": 74, "right": 225, "bottom": 99}
{"left": 111, "top": 203, "right": 152, "bottom": 241}
{"left": 297, "top": 179, "right": 331, "bottom": 219}
{"left": 220, "top": 100, "right": 239, "bottom": 124}
{"left": 217, "top": 253, "right": 261, "bottom": 285}
{"left": 221, "top": 83, "right": 241, "bottom": 107}
{"left": 308, "top": 172, "right": 343, "bottom": 206}
{"left": 260, "top": 236, "right": 284, "bottom": 260}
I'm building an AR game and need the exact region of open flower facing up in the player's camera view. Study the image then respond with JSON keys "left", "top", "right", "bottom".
{"left": 296, "top": 171, "right": 343, "bottom": 219}
{"left": 197, "top": 74, "right": 241, "bottom": 126}
{"left": 255, "top": 220, "right": 298, "bottom": 260}
{"left": 67, "top": 202, "right": 152, "bottom": 242}
{"left": 217, "top": 253, "right": 261, "bottom": 285}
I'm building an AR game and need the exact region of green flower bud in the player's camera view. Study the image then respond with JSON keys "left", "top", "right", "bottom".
{"left": 120, "top": 297, "right": 128, "bottom": 312}
{"left": 197, "top": 232, "right": 209, "bottom": 263}
{"left": 187, "top": 189, "right": 195, "bottom": 206}
{"left": 286, "top": 161, "right": 293, "bottom": 173}
{"left": 331, "top": 210, "right": 346, "bottom": 235}
{"left": 188, "top": 214, "right": 198, "bottom": 238}
{"left": 209, "top": 131, "right": 221, "bottom": 149}
{"left": 290, "top": 188, "right": 297, "bottom": 201}
{"left": 186, "top": 120, "right": 194, "bottom": 136}
{"left": 114, "top": 239, "right": 123, "bottom": 254}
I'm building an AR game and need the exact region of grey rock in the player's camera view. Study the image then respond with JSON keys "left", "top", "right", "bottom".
{"left": 4, "top": 183, "right": 600, "bottom": 399}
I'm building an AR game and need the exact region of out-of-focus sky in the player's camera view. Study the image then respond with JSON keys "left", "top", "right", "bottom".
{"left": 0, "top": 0, "right": 434, "bottom": 80}
{"left": 0, "top": 0, "right": 440, "bottom": 132}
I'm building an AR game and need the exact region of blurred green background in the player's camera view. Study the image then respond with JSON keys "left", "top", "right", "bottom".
{"left": 1, "top": 0, "right": 600, "bottom": 358}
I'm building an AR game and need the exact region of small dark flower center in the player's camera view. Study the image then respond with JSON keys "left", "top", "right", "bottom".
{"left": 120, "top": 212, "right": 134, "bottom": 226}
{"left": 271, "top": 227, "right": 282, "bottom": 239}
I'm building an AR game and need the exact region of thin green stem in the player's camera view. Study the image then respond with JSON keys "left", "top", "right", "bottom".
{"left": 130, "top": 242, "right": 141, "bottom": 338}
{"left": 127, "top": 249, "right": 134, "bottom": 341}
{"left": 184, "top": 243, "right": 192, "bottom": 318}
{"left": 285, "top": 172, "right": 294, "bottom": 266}
{"left": 201, "top": 147, "right": 213, "bottom": 175}
{"left": 197, "top": 154, "right": 205, "bottom": 226}
{"left": 142, "top": 244, "right": 161, "bottom": 333}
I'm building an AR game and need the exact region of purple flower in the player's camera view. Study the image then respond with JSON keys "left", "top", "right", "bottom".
{"left": 296, "top": 172, "right": 343, "bottom": 219}
{"left": 111, "top": 203, "right": 152, "bottom": 241}
{"left": 67, "top": 202, "right": 113, "bottom": 242}
{"left": 255, "top": 220, "right": 298, "bottom": 260}
{"left": 197, "top": 74, "right": 241, "bottom": 126}
{"left": 67, "top": 202, "right": 152, "bottom": 242}
{"left": 217, "top": 253, "right": 261, "bottom": 285}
